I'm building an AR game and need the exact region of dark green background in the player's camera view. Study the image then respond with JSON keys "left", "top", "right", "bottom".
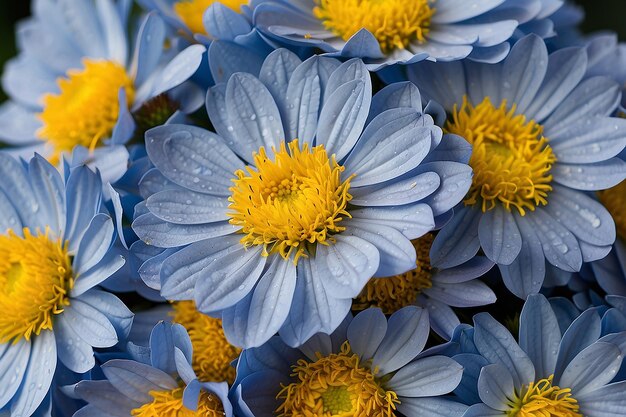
{"left": 0, "top": 0, "right": 625, "bottom": 101}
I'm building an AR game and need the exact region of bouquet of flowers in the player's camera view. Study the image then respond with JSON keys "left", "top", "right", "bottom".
{"left": 0, "top": 1, "right": 625, "bottom": 416}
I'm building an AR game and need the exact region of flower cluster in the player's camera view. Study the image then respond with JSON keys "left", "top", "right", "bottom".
{"left": 0, "top": 1, "right": 625, "bottom": 416}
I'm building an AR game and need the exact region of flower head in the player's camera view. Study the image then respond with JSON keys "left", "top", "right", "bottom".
{"left": 133, "top": 50, "right": 472, "bottom": 348}
{"left": 0, "top": 154, "right": 131, "bottom": 416}
{"left": 232, "top": 306, "right": 467, "bottom": 417}
{"left": 409, "top": 34, "right": 626, "bottom": 298}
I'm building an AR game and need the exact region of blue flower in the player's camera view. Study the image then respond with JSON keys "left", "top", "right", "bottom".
{"left": 232, "top": 306, "right": 467, "bottom": 417}
{"left": 458, "top": 294, "right": 626, "bottom": 416}
{"left": 73, "top": 322, "right": 233, "bottom": 417}
{"left": 133, "top": 49, "right": 472, "bottom": 348}
{"left": 0, "top": 0, "right": 205, "bottom": 181}
{"left": 0, "top": 154, "right": 132, "bottom": 416}
{"left": 353, "top": 232, "right": 496, "bottom": 340}
{"left": 408, "top": 34, "right": 626, "bottom": 299}
{"left": 249, "top": 0, "right": 557, "bottom": 69}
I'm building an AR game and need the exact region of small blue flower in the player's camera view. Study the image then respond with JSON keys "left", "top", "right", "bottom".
{"left": 0, "top": 0, "right": 205, "bottom": 181}
{"left": 0, "top": 154, "right": 132, "bottom": 416}
{"left": 353, "top": 232, "right": 496, "bottom": 340}
{"left": 133, "top": 50, "right": 472, "bottom": 348}
{"left": 458, "top": 294, "right": 626, "bottom": 416}
{"left": 249, "top": 0, "right": 559, "bottom": 69}
{"left": 409, "top": 34, "right": 626, "bottom": 299}
{"left": 232, "top": 306, "right": 467, "bottom": 417}
{"left": 73, "top": 322, "right": 233, "bottom": 417}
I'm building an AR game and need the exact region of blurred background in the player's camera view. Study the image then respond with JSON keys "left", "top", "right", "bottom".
{"left": 0, "top": 0, "right": 625, "bottom": 102}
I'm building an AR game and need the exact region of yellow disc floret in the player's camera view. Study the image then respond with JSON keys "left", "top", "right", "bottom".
{"left": 354, "top": 233, "right": 434, "bottom": 314}
{"left": 276, "top": 341, "right": 400, "bottom": 417}
{"left": 228, "top": 140, "right": 353, "bottom": 264}
{"left": 170, "top": 301, "right": 241, "bottom": 384}
{"left": 313, "top": 0, "right": 434, "bottom": 53}
{"left": 131, "top": 386, "right": 225, "bottom": 417}
{"left": 0, "top": 228, "right": 73, "bottom": 344}
{"left": 446, "top": 97, "right": 557, "bottom": 215}
{"left": 38, "top": 59, "right": 135, "bottom": 164}
{"left": 174, "top": 0, "right": 248, "bottom": 34}
{"left": 507, "top": 375, "right": 581, "bottom": 417}
{"left": 598, "top": 180, "right": 626, "bottom": 241}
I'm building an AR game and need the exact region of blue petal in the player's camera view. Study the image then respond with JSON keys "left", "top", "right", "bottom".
{"left": 63, "top": 166, "right": 102, "bottom": 252}
{"left": 398, "top": 397, "right": 468, "bottom": 417}
{"left": 258, "top": 49, "right": 302, "bottom": 117}
{"left": 476, "top": 363, "right": 514, "bottom": 411}
{"left": 2, "top": 55, "right": 56, "bottom": 109}
{"left": 340, "top": 29, "right": 384, "bottom": 59}
{"left": 499, "top": 213, "right": 546, "bottom": 298}
{"left": 0, "top": 340, "right": 31, "bottom": 409}
{"left": 427, "top": 280, "right": 496, "bottom": 307}
{"left": 150, "top": 323, "right": 193, "bottom": 375}
{"left": 101, "top": 360, "right": 177, "bottom": 403}
{"left": 208, "top": 40, "right": 264, "bottom": 85}
{"left": 237, "top": 370, "right": 287, "bottom": 417}
{"left": 350, "top": 172, "right": 441, "bottom": 207}
{"left": 151, "top": 44, "right": 206, "bottom": 97}
{"left": 424, "top": 134, "right": 472, "bottom": 165}
{"left": 387, "top": 356, "right": 463, "bottom": 397}
{"left": 524, "top": 46, "right": 587, "bottom": 122}
{"left": 372, "top": 306, "right": 430, "bottom": 375}
{"left": 431, "top": 0, "right": 506, "bottom": 24}
{"left": 452, "top": 353, "right": 489, "bottom": 404}
{"left": 279, "top": 256, "right": 351, "bottom": 347}
{"left": 559, "top": 342, "right": 623, "bottom": 396}
{"left": 194, "top": 245, "right": 266, "bottom": 313}
{"left": 368, "top": 82, "right": 422, "bottom": 122}
{"left": 420, "top": 297, "right": 461, "bottom": 340}
{"left": 552, "top": 158, "right": 626, "bottom": 191}
{"left": 528, "top": 208, "right": 582, "bottom": 272}
{"left": 132, "top": 214, "right": 237, "bottom": 247}
{"left": 78, "top": 289, "right": 134, "bottom": 343}
{"left": 349, "top": 203, "right": 435, "bottom": 240}
{"left": 204, "top": 3, "right": 251, "bottom": 39}
{"left": 96, "top": 0, "right": 127, "bottom": 66}
{"left": 0, "top": 153, "right": 39, "bottom": 230}
{"left": 478, "top": 207, "right": 522, "bottom": 265}
{"left": 577, "top": 380, "right": 626, "bottom": 416}
{"left": 160, "top": 236, "right": 241, "bottom": 299}
{"left": 347, "top": 308, "right": 387, "bottom": 361}
{"left": 463, "top": 404, "right": 503, "bottom": 417}
{"left": 415, "top": 161, "right": 473, "bottom": 217}
{"left": 55, "top": 314, "right": 95, "bottom": 373}
{"left": 430, "top": 206, "right": 481, "bottom": 269}
{"left": 61, "top": 298, "right": 118, "bottom": 348}
{"left": 144, "top": 124, "right": 244, "bottom": 196}
{"left": 225, "top": 72, "right": 284, "bottom": 152}
{"left": 519, "top": 294, "right": 561, "bottom": 380}
{"left": 10, "top": 331, "right": 56, "bottom": 417}
{"left": 74, "top": 381, "right": 139, "bottom": 415}
{"left": 554, "top": 309, "right": 602, "bottom": 379}
{"left": 73, "top": 213, "right": 115, "bottom": 276}
{"left": 407, "top": 61, "right": 466, "bottom": 111}
{"left": 315, "top": 234, "right": 380, "bottom": 298}
{"left": 146, "top": 189, "right": 229, "bottom": 225}
{"left": 434, "top": 256, "right": 495, "bottom": 284}
{"left": 131, "top": 13, "right": 166, "bottom": 87}
{"left": 473, "top": 313, "right": 535, "bottom": 387}
{"left": 110, "top": 89, "right": 135, "bottom": 144}
{"left": 222, "top": 255, "right": 296, "bottom": 348}
{"left": 0, "top": 102, "right": 39, "bottom": 144}
{"left": 28, "top": 155, "right": 66, "bottom": 234}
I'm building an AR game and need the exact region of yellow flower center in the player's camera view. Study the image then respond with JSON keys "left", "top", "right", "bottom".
{"left": 170, "top": 301, "right": 241, "bottom": 384}
{"left": 446, "top": 97, "right": 557, "bottom": 216}
{"left": 0, "top": 228, "right": 73, "bottom": 344}
{"left": 38, "top": 59, "right": 135, "bottom": 164}
{"left": 228, "top": 140, "right": 353, "bottom": 264}
{"left": 174, "top": 0, "right": 247, "bottom": 34}
{"left": 354, "top": 233, "right": 434, "bottom": 314}
{"left": 131, "top": 386, "right": 225, "bottom": 417}
{"left": 598, "top": 180, "right": 626, "bottom": 242}
{"left": 276, "top": 342, "right": 399, "bottom": 417}
{"left": 313, "top": 0, "right": 434, "bottom": 53}
{"left": 507, "top": 376, "right": 581, "bottom": 417}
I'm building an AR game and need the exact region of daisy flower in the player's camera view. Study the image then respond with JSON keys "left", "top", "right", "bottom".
{"left": 0, "top": 154, "right": 132, "bottom": 416}
{"left": 408, "top": 34, "right": 626, "bottom": 298}
{"left": 132, "top": 49, "right": 472, "bottom": 348}
{"left": 460, "top": 294, "right": 626, "bottom": 416}
{"left": 0, "top": 0, "right": 205, "bottom": 180}
{"left": 73, "top": 322, "right": 233, "bottom": 417}
{"left": 232, "top": 306, "right": 467, "bottom": 417}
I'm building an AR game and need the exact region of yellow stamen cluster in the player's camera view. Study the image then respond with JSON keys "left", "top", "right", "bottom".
{"left": 38, "top": 59, "right": 135, "bottom": 164}
{"left": 0, "top": 228, "right": 73, "bottom": 343}
{"left": 174, "top": 0, "right": 247, "bottom": 34}
{"left": 170, "top": 301, "right": 241, "bottom": 384}
{"left": 228, "top": 140, "right": 353, "bottom": 264}
{"left": 507, "top": 375, "right": 581, "bottom": 417}
{"left": 598, "top": 180, "right": 626, "bottom": 241}
{"left": 276, "top": 341, "right": 399, "bottom": 417}
{"left": 313, "top": 0, "right": 434, "bottom": 53}
{"left": 354, "top": 233, "right": 434, "bottom": 314}
{"left": 131, "top": 387, "right": 225, "bottom": 417}
{"left": 446, "top": 97, "right": 557, "bottom": 215}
